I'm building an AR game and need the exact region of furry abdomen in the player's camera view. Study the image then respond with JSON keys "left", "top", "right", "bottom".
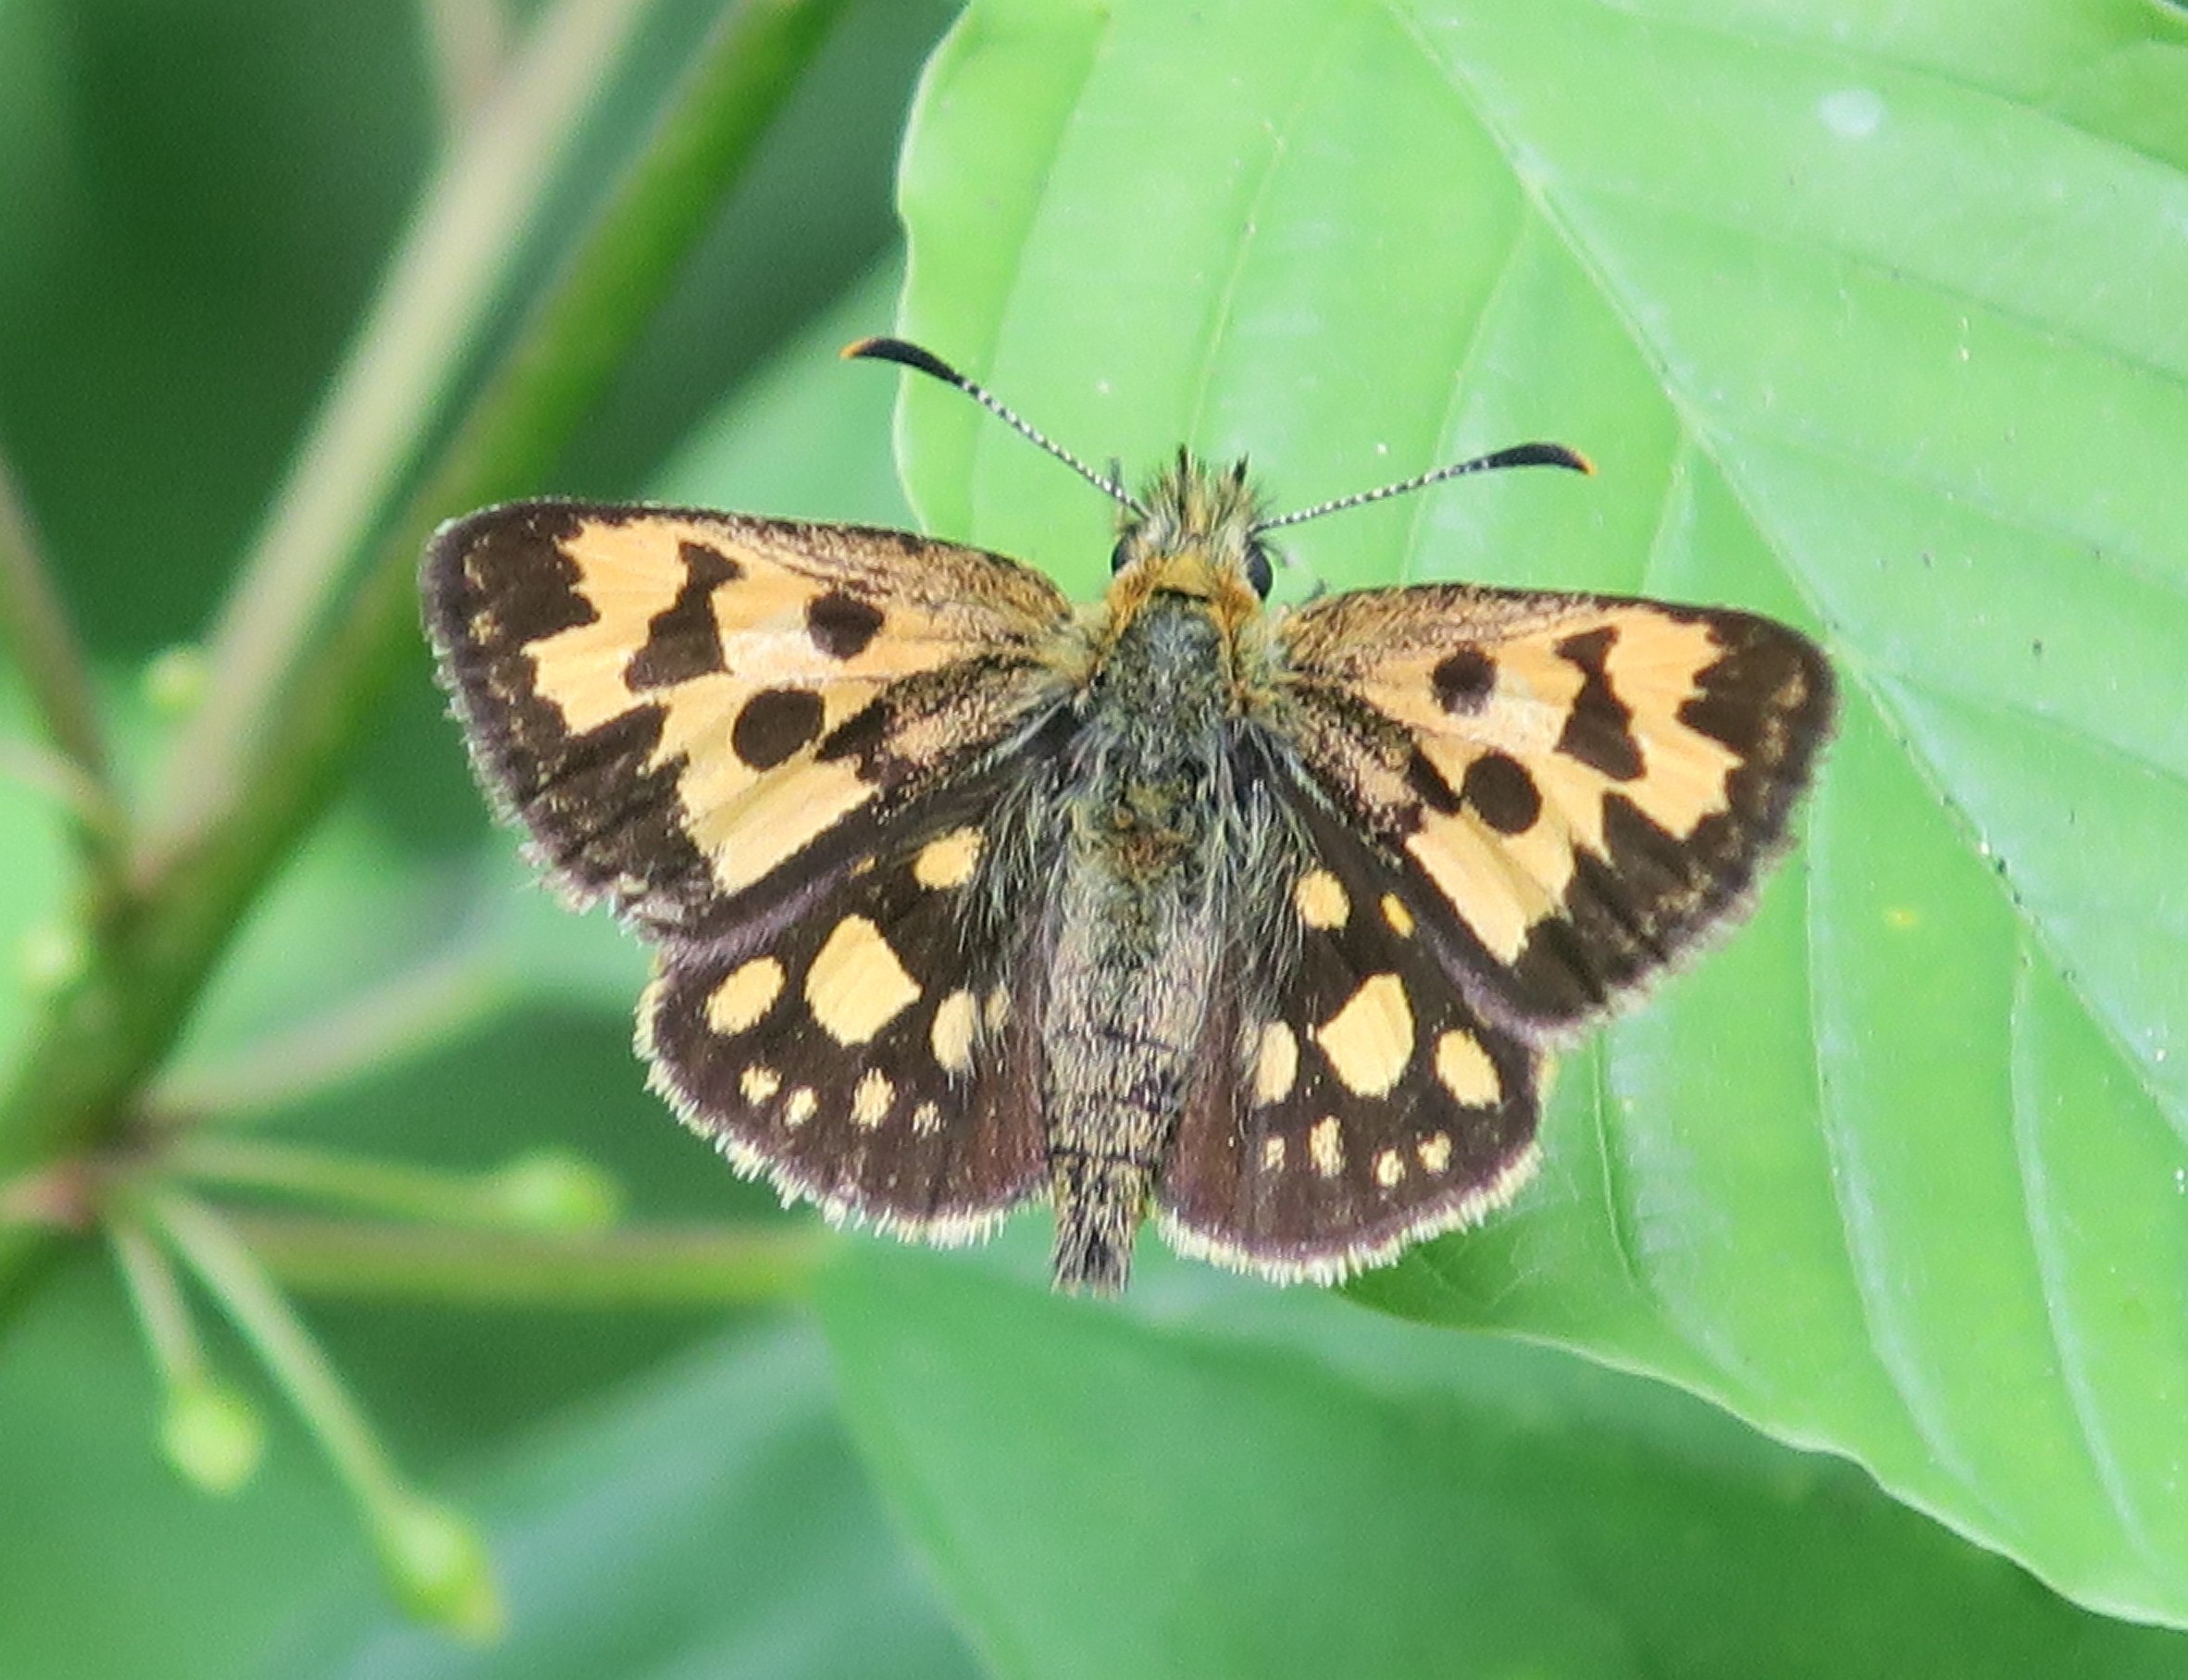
{"left": 1042, "top": 591, "right": 1237, "bottom": 1292}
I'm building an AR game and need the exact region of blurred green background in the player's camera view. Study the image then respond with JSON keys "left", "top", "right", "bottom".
{"left": 4, "top": 1, "right": 2188, "bottom": 1675}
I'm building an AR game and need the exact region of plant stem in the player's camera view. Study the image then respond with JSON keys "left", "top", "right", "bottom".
{"left": 142, "top": 1188, "right": 411, "bottom": 1514}
{"left": 112, "top": 1211, "right": 269, "bottom": 1493}
{"left": 0, "top": 740, "right": 119, "bottom": 840}
{"left": 142, "top": 0, "right": 659, "bottom": 869}
{"left": 237, "top": 1213, "right": 827, "bottom": 1307}
{"left": 148, "top": 933, "right": 510, "bottom": 1124}
{"left": 144, "top": 1189, "right": 497, "bottom": 1629}
{"left": 110, "top": 1217, "right": 209, "bottom": 1389}
{"left": 166, "top": 1137, "right": 610, "bottom": 1230}
{"left": 0, "top": 442, "right": 121, "bottom": 870}
{"left": 421, "top": 0, "right": 514, "bottom": 130}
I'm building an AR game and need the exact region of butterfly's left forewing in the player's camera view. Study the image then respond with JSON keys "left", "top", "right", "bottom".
{"left": 1160, "top": 581, "right": 1832, "bottom": 1283}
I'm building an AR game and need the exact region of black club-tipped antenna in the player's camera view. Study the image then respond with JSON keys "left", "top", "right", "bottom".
{"left": 1254, "top": 441, "right": 1593, "bottom": 532}
{"left": 844, "top": 337, "right": 1145, "bottom": 515}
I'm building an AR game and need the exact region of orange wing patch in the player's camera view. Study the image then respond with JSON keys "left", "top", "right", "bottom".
{"left": 522, "top": 510, "right": 1065, "bottom": 898}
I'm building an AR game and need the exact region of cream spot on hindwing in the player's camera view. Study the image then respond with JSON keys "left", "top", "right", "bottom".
{"left": 1434, "top": 1030, "right": 1502, "bottom": 1106}
{"left": 852, "top": 1069, "right": 894, "bottom": 1129}
{"left": 707, "top": 957, "right": 783, "bottom": 1034}
{"left": 914, "top": 828, "right": 983, "bottom": 890}
{"left": 1253, "top": 1022, "right": 1299, "bottom": 1104}
{"left": 1309, "top": 1116, "right": 1344, "bottom": 1177}
{"left": 1293, "top": 869, "right": 1349, "bottom": 930}
{"left": 805, "top": 916, "right": 921, "bottom": 1044}
{"left": 931, "top": 989, "right": 979, "bottom": 1075}
{"left": 1313, "top": 974, "right": 1414, "bottom": 1098}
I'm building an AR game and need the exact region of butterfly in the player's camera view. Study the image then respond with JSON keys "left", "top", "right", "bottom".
{"left": 421, "top": 337, "right": 1834, "bottom": 1294}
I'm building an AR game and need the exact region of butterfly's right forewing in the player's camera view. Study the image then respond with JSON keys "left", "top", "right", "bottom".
{"left": 422, "top": 500, "right": 1073, "bottom": 939}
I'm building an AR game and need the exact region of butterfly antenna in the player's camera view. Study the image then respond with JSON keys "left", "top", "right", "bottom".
{"left": 1256, "top": 441, "right": 1592, "bottom": 532}
{"left": 845, "top": 337, "right": 1145, "bottom": 515}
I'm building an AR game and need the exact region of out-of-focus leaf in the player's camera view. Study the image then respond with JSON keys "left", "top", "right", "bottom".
{"left": 820, "top": 1248, "right": 2188, "bottom": 1678}
{"left": 0, "top": 1267, "right": 973, "bottom": 1679}
{"left": 0, "top": 1264, "right": 344, "bottom": 1680}
{"left": 261, "top": 1317, "right": 976, "bottom": 1680}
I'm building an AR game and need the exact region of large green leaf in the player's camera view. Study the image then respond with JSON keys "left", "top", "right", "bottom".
{"left": 883, "top": 0, "right": 2188, "bottom": 1624}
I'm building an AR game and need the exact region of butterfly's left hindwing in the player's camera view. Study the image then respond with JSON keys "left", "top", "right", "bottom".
{"left": 422, "top": 500, "right": 1071, "bottom": 935}
{"left": 1157, "top": 779, "right": 1541, "bottom": 1283}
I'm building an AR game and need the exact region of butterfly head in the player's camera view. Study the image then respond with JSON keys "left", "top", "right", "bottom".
{"left": 1111, "top": 448, "right": 1276, "bottom": 600}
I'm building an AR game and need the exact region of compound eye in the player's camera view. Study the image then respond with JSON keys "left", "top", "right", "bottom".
{"left": 1110, "top": 537, "right": 1134, "bottom": 574}
{"left": 1244, "top": 541, "right": 1274, "bottom": 597}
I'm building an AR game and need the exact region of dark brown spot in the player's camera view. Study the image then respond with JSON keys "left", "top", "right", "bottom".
{"left": 806, "top": 591, "right": 884, "bottom": 660}
{"left": 732, "top": 687, "right": 825, "bottom": 769}
{"left": 1565, "top": 814, "right": 1673, "bottom": 966}
{"left": 1461, "top": 752, "right": 1541, "bottom": 835}
{"left": 1599, "top": 791, "right": 1705, "bottom": 914}
{"left": 625, "top": 542, "right": 744, "bottom": 690}
{"left": 1678, "top": 680, "right": 1756, "bottom": 756}
{"left": 1504, "top": 916, "right": 1610, "bottom": 1023}
{"left": 1676, "top": 613, "right": 1826, "bottom": 765}
{"left": 426, "top": 504, "right": 591, "bottom": 652}
{"left": 1405, "top": 747, "right": 1465, "bottom": 815}
{"left": 678, "top": 541, "right": 744, "bottom": 586}
{"left": 1430, "top": 646, "right": 1496, "bottom": 715}
{"left": 815, "top": 699, "right": 890, "bottom": 768}
{"left": 1554, "top": 627, "right": 1644, "bottom": 781}
{"left": 517, "top": 704, "right": 721, "bottom": 931}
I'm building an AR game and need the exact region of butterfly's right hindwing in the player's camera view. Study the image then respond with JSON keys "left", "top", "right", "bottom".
{"left": 640, "top": 764, "right": 1059, "bottom": 1242}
